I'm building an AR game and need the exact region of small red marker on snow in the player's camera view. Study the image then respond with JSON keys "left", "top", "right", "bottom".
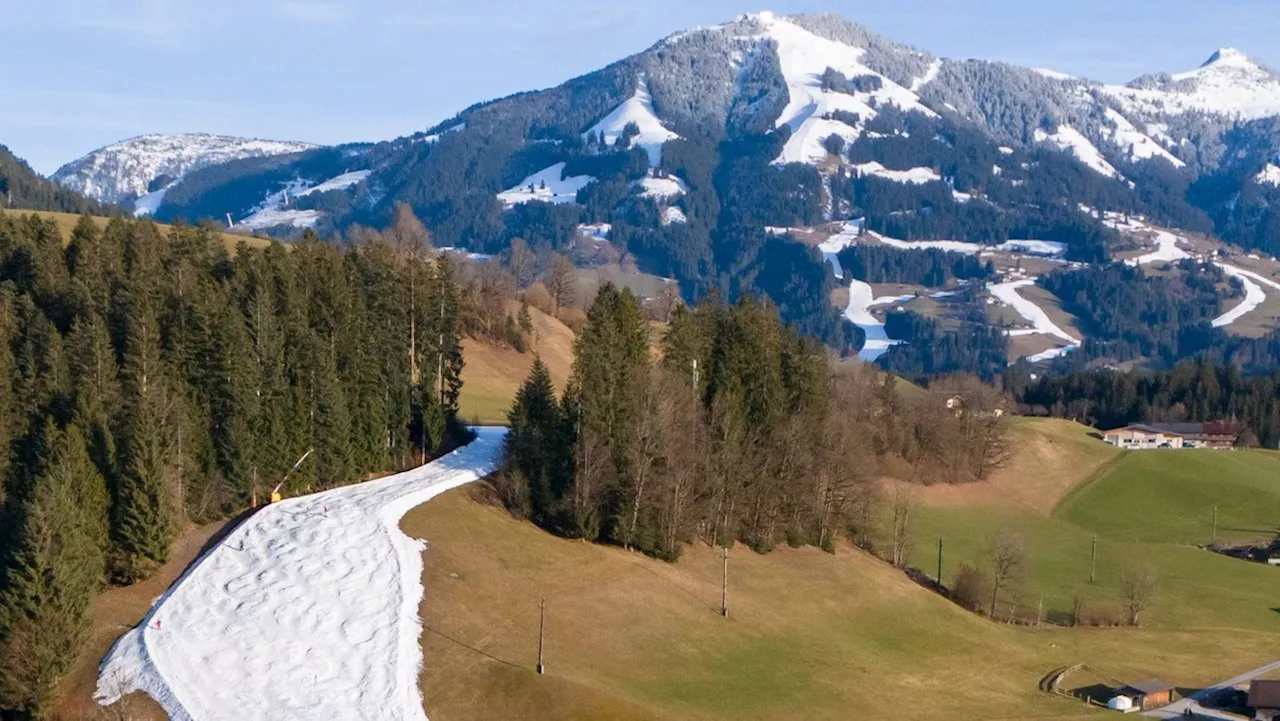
{"left": 154, "top": 620, "right": 161, "bottom": 631}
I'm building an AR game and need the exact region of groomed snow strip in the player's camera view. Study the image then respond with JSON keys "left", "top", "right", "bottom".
{"left": 96, "top": 427, "right": 507, "bottom": 721}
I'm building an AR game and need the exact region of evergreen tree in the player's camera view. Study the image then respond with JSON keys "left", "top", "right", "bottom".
{"left": 0, "top": 423, "right": 108, "bottom": 716}
{"left": 505, "top": 357, "right": 567, "bottom": 524}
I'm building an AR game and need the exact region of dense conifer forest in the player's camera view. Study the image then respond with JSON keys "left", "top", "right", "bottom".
{"left": 0, "top": 208, "right": 469, "bottom": 716}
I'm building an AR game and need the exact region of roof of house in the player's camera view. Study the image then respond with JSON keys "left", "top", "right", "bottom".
{"left": 1123, "top": 679, "right": 1173, "bottom": 695}
{"left": 1250, "top": 679, "right": 1280, "bottom": 709}
{"left": 1107, "top": 421, "right": 1239, "bottom": 438}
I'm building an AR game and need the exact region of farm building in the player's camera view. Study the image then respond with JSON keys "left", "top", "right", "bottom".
{"left": 1250, "top": 679, "right": 1280, "bottom": 720}
{"left": 1117, "top": 679, "right": 1174, "bottom": 710}
{"left": 1102, "top": 421, "right": 1239, "bottom": 450}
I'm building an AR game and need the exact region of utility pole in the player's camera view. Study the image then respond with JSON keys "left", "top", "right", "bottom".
{"left": 720, "top": 546, "right": 729, "bottom": 618}
{"left": 536, "top": 597, "right": 546, "bottom": 675}
{"left": 1090, "top": 535, "right": 1097, "bottom": 584}
{"left": 1212, "top": 505, "right": 1218, "bottom": 546}
{"left": 936, "top": 537, "right": 944, "bottom": 591}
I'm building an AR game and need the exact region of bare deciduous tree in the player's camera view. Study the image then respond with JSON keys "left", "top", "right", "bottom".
{"left": 890, "top": 485, "right": 915, "bottom": 568}
{"left": 506, "top": 237, "right": 534, "bottom": 289}
{"left": 1120, "top": 563, "right": 1158, "bottom": 626}
{"left": 988, "top": 526, "right": 1029, "bottom": 617}
{"left": 546, "top": 253, "right": 578, "bottom": 315}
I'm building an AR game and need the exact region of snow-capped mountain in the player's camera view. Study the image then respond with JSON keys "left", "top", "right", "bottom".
{"left": 51, "top": 133, "right": 316, "bottom": 209}
{"left": 94, "top": 12, "right": 1280, "bottom": 266}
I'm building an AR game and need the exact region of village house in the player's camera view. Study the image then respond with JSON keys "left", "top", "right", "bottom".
{"left": 1251, "top": 680, "right": 1280, "bottom": 721}
{"left": 1102, "top": 421, "right": 1239, "bottom": 450}
{"left": 1114, "top": 679, "right": 1174, "bottom": 711}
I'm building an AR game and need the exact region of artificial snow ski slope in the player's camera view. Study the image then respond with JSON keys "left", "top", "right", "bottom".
{"left": 96, "top": 428, "right": 507, "bottom": 721}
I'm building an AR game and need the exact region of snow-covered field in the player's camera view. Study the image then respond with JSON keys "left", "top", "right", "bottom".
{"left": 498, "top": 163, "right": 596, "bottom": 207}
{"left": 585, "top": 78, "right": 679, "bottom": 167}
{"left": 635, "top": 174, "right": 687, "bottom": 199}
{"left": 1213, "top": 264, "right": 1267, "bottom": 328}
{"left": 1100, "top": 108, "right": 1185, "bottom": 168}
{"left": 852, "top": 161, "right": 941, "bottom": 185}
{"left": 238, "top": 170, "right": 372, "bottom": 231}
{"left": 845, "top": 279, "right": 912, "bottom": 361}
{"left": 745, "top": 12, "right": 934, "bottom": 166}
{"left": 1034, "top": 125, "right": 1121, "bottom": 179}
{"left": 990, "top": 278, "right": 1080, "bottom": 362}
{"left": 96, "top": 429, "right": 506, "bottom": 721}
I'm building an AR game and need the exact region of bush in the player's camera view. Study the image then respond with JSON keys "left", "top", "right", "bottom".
{"left": 524, "top": 282, "right": 554, "bottom": 315}
{"left": 953, "top": 564, "right": 986, "bottom": 611}
{"left": 557, "top": 307, "right": 587, "bottom": 334}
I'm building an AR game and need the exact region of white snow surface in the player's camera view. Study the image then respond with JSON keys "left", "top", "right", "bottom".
{"left": 96, "top": 428, "right": 507, "bottom": 721}
{"left": 1034, "top": 125, "right": 1121, "bottom": 179}
{"left": 818, "top": 226, "right": 861, "bottom": 279}
{"left": 1100, "top": 108, "right": 1185, "bottom": 168}
{"left": 1212, "top": 264, "right": 1267, "bottom": 328}
{"left": 579, "top": 223, "right": 612, "bottom": 244}
{"left": 661, "top": 206, "right": 688, "bottom": 225}
{"left": 498, "top": 163, "right": 596, "bottom": 207}
{"left": 994, "top": 240, "right": 1067, "bottom": 257}
{"left": 1034, "top": 68, "right": 1076, "bottom": 81}
{"left": 1108, "top": 216, "right": 1193, "bottom": 266}
{"left": 910, "top": 59, "right": 942, "bottom": 92}
{"left": 132, "top": 185, "right": 171, "bottom": 217}
{"left": 743, "top": 13, "right": 935, "bottom": 165}
{"left": 871, "top": 232, "right": 982, "bottom": 254}
{"left": 585, "top": 78, "right": 679, "bottom": 167}
{"left": 853, "top": 161, "right": 942, "bottom": 185}
{"left": 846, "top": 279, "right": 909, "bottom": 361}
{"left": 990, "top": 279, "right": 1078, "bottom": 345}
{"left": 1257, "top": 164, "right": 1280, "bottom": 187}
{"left": 636, "top": 174, "right": 688, "bottom": 199}
{"left": 1101, "top": 48, "right": 1280, "bottom": 120}
{"left": 237, "top": 170, "right": 371, "bottom": 230}
{"left": 53, "top": 134, "right": 317, "bottom": 205}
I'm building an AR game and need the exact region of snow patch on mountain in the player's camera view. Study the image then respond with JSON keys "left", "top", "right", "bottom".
{"left": 910, "top": 59, "right": 942, "bottom": 92}
{"left": 584, "top": 78, "right": 679, "bottom": 167}
{"left": 1034, "top": 68, "right": 1076, "bottom": 82}
{"left": 1034, "top": 125, "right": 1121, "bottom": 179}
{"left": 845, "top": 279, "right": 909, "bottom": 361}
{"left": 636, "top": 173, "right": 688, "bottom": 199}
{"left": 853, "top": 161, "right": 941, "bottom": 185}
{"left": 743, "top": 13, "right": 935, "bottom": 165}
{"left": 498, "top": 163, "right": 596, "bottom": 207}
{"left": 990, "top": 278, "right": 1080, "bottom": 361}
{"left": 1102, "top": 47, "right": 1280, "bottom": 120}
{"left": 52, "top": 133, "right": 317, "bottom": 205}
{"left": 1257, "top": 164, "right": 1280, "bottom": 187}
{"left": 661, "top": 206, "right": 688, "bottom": 225}
{"left": 1212, "top": 264, "right": 1266, "bottom": 328}
{"left": 236, "top": 170, "right": 371, "bottom": 230}
{"left": 1100, "top": 108, "right": 1185, "bottom": 168}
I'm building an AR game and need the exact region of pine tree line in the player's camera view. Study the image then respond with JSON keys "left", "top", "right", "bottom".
{"left": 0, "top": 209, "right": 467, "bottom": 717}
{"left": 501, "top": 285, "right": 1011, "bottom": 561}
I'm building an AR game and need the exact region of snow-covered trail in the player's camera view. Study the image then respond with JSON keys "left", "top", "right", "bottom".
{"left": 97, "top": 428, "right": 507, "bottom": 721}
{"left": 846, "top": 279, "right": 912, "bottom": 362}
{"left": 1213, "top": 264, "right": 1266, "bottom": 327}
{"left": 989, "top": 278, "right": 1081, "bottom": 362}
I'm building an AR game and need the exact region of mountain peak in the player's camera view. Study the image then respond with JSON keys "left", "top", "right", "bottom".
{"left": 1203, "top": 47, "right": 1248, "bottom": 67}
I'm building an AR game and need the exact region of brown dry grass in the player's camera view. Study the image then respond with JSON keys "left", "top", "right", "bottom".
{"left": 458, "top": 306, "right": 576, "bottom": 424}
{"left": 405, "top": 486, "right": 1280, "bottom": 721}
{"left": 914, "top": 417, "right": 1119, "bottom": 515}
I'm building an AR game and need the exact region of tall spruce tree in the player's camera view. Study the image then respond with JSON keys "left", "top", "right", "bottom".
{"left": 505, "top": 357, "right": 566, "bottom": 524}
{"left": 0, "top": 423, "right": 108, "bottom": 716}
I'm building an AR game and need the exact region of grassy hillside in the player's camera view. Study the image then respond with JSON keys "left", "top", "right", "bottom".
{"left": 1056, "top": 449, "right": 1280, "bottom": 545}
{"left": 458, "top": 306, "right": 577, "bottom": 424}
{"left": 24, "top": 209, "right": 268, "bottom": 251}
{"left": 406, "top": 485, "right": 1280, "bottom": 721}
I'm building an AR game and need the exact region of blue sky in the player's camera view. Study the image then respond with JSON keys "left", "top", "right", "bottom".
{"left": 3, "top": 0, "right": 1278, "bottom": 175}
